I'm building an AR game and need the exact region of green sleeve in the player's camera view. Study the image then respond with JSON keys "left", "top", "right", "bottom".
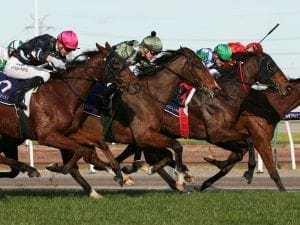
{"left": 0, "top": 59, "right": 7, "bottom": 71}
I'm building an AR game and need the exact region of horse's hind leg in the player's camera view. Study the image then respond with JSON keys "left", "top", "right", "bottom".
{"left": 0, "top": 154, "right": 40, "bottom": 177}
{"left": 0, "top": 143, "right": 20, "bottom": 178}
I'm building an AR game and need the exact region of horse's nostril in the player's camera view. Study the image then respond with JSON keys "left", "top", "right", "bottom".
{"left": 214, "top": 88, "right": 221, "bottom": 96}
{"left": 286, "top": 85, "right": 292, "bottom": 93}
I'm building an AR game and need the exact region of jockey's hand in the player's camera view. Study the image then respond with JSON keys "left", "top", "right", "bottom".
{"left": 47, "top": 56, "right": 66, "bottom": 70}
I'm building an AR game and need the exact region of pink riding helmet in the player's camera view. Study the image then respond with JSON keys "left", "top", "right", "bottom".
{"left": 57, "top": 30, "right": 79, "bottom": 50}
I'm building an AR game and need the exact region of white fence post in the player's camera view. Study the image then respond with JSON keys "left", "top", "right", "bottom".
{"left": 285, "top": 121, "right": 297, "bottom": 170}
{"left": 89, "top": 164, "right": 96, "bottom": 174}
{"left": 25, "top": 139, "right": 34, "bottom": 167}
{"left": 257, "top": 153, "right": 264, "bottom": 173}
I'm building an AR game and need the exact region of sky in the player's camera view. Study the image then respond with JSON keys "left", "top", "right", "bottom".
{"left": 2, "top": 0, "right": 300, "bottom": 78}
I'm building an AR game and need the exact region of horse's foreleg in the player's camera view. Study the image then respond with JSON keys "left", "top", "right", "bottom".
{"left": 243, "top": 137, "right": 256, "bottom": 184}
{"left": 134, "top": 132, "right": 186, "bottom": 191}
{"left": 255, "top": 142, "right": 286, "bottom": 191}
{"left": 60, "top": 150, "right": 103, "bottom": 199}
{"left": 69, "top": 129, "right": 123, "bottom": 185}
{"left": 204, "top": 151, "right": 244, "bottom": 169}
{"left": 157, "top": 168, "right": 177, "bottom": 190}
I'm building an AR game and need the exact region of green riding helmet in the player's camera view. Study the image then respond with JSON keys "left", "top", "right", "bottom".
{"left": 214, "top": 44, "right": 232, "bottom": 61}
{"left": 7, "top": 40, "right": 23, "bottom": 56}
{"left": 140, "top": 31, "right": 163, "bottom": 53}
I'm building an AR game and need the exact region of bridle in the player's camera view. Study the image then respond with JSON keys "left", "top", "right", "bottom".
{"left": 58, "top": 51, "right": 108, "bottom": 102}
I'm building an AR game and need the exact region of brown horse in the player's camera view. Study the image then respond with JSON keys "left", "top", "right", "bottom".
{"left": 1, "top": 47, "right": 219, "bottom": 196}
{"left": 0, "top": 43, "right": 126, "bottom": 198}
{"left": 113, "top": 51, "right": 292, "bottom": 189}
{"left": 200, "top": 79, "right": 300, "bottom": 191}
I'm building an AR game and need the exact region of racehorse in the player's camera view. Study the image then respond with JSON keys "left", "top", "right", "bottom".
{"left": 1, "top": 46, "right": 219, "bottom": 195}
{"left": 201, "top": 79, "right": 300, "bottom": 191}
{"left": 0, "top": 43, "right": 125, "bottom": 198}
{"left": 113, "top": 50, "right": 292, "bottom": 189}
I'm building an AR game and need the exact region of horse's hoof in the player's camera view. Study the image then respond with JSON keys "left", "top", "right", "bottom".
{"left": 113, "top": 176, "right": 123, "bottom": 187}
{"left": 46, "top": 163, "right": 60, "bottom": 172}
{"left": 176, "top": 182, "right": 186, "bottom": 192}
{"left": 89, "top": 189, "right": 103, "bottom": 200}
{"left": 123, "top": 176, "right": 134, "bottom": 186}
{"left": 46, "top": 163, "right": 68, "bottom": 174}
{"left": 28, "top": 170, "right": 41, "bottom": 178}
{"left": 204, "top": 155, "right": 216, "bottom": 163}
{"left": 243, "top": 171, "right": 253, "bottom": 184}
{"left": 184, "top": 173, "right": 195, "bottom": 184}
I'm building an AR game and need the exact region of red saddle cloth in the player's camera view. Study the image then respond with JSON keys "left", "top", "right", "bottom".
{"left": 178, "top": 81, "right": 193, "bottom": 138}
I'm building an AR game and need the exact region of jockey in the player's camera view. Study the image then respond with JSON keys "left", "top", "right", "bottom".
{"left": 0, "top": 40, "right": 24, "bottom": 71}
{"left": 197, "top": 42, "right": 263, "bottom": 78}
{"left": 4, "top": 30, "right": 79, "bottom": 109}
{"left": 114, "top": 30, "right": 163, "bottom": 75}
{"left": 196, "top": 48, "right": 221, "bottom": 77}
{"left": 99, "top": 31, "right": 163, "bottom": 112}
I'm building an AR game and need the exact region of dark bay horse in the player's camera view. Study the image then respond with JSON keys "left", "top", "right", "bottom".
{"left": 44, "top": 47, "right": 220, "bottom": 192}
{"left": 113, "top": 51, "right": 292, "bottom": 189}
{"left": 0, "top": 43, "right": 125, "bottom": 198}
{"left": 201, "top": 79, "right": 300, "bottom": 191}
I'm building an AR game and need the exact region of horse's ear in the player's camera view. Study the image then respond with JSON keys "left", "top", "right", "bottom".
{"left": 105, "top": 42, "right": 112, "bottom": 50}
{"left": 96, "top": 42, "right": 103, "bottom": 51}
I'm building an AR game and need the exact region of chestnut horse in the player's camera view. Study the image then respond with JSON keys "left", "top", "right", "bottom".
{"left": 200, "top": 79, "right": 300, "bottom": 191}
{"left": 1, "top": 47, "right": 219, "bottom": 195}
{"left": 113, "top": 51, "right": 292, "bottom": 189}
{"left": 0, "top": 43, "right": 126, "bottom": 198}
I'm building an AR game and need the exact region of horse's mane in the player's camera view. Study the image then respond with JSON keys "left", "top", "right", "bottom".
{"left": 151, "top": 50, "right": 179, "bottom": 65}
{"left": 137, "top": 50, "right": 179, "bottom": 77}
{"left": 289, "top": 78, "right": 300, "bottom": 83}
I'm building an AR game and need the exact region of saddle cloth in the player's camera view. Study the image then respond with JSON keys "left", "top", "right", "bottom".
{"left": 0, "top": 72, "right": 34, "bottom": 116}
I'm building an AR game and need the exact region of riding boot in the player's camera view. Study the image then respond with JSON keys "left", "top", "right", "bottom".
{"left": 97, "top": 83, "right": 118, "bottom": 116}
{"left": 9, "top": 76, "right": 44, "bottom": 110}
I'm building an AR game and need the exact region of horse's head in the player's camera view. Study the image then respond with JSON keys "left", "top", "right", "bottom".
{"left": 175, "top": 47, "right": 220, "bottom": 98}
{"left": 250, "top": 52, "right": 291, "bottom": 95}
{"left": 103, "top": 50, "right": 127, "bottom": 83}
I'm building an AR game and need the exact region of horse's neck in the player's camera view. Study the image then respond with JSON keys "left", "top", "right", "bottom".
{"left": 64, "top": 71, "right": 94, "bottom": 99}
{"left": 141, "top": 59, "right": 185, "bottom": 103}
{"left": 267, "top": 82, "right": 300, "bottom": 117}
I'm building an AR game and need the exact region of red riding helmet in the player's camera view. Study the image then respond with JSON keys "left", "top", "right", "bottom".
{"left": 57, "top": 30, "right": 79, "bottom": 50}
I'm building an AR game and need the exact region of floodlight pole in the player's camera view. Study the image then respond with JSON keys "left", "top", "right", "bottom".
{"left": 34, "top": 0, "right": 39, "bottom": 36}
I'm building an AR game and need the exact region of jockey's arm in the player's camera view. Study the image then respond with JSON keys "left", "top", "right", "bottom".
{"left": 46, "top": 55, "right": 66, "bottom": 70}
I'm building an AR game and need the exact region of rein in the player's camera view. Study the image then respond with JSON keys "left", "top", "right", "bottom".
{"left": 60, "top": 52, "right": 104, "bottom": 102}
{"left": 143, "top": 51, "right": 205, "bottom": 105}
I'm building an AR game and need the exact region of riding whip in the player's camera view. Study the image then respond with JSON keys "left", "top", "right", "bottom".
{"left": 258, "top": 23, "right": 280, "bottom": 43}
